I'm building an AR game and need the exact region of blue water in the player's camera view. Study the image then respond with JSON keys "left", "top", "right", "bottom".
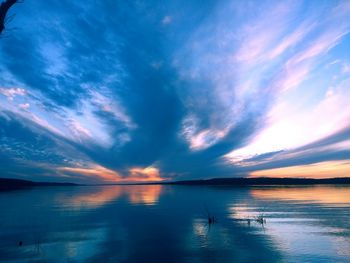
{"left": 0, "top": 185, "right": 349, "bottom": 262}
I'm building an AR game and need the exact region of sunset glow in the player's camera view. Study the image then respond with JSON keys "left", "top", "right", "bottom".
{"left": 0, "top": 0, "right": 349, "bottom": 182}
{"left": 249, "top": 161, "right": 350, "bottom": 178}
{"left": 1, "top": 1, "right": 349, "bottom": 262}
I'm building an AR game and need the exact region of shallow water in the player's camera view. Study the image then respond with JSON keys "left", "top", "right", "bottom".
{"left": 0, "top": 185, "right": 349, "bottom": 262}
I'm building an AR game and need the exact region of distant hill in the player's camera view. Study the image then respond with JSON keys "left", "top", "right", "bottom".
{"left": 0, "top": 178, "right": 77, "bottom": 191}
{"left": 166, "top": 177, "right": 350, "bottom": 186}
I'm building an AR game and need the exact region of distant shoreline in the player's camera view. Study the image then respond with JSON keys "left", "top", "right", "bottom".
{"left": 163, "top": 177, "right": 350, "bottom": 186}
{"left": 0, "top": 178, "right": 77, "bottom": 191}
{"left": 1, "top": 177, "right": 350, "bottom": 191}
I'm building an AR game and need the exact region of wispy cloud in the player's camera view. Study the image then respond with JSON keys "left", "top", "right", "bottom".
{"left": 0, "top": 87, "right": 27, "bottom": 100}
{"left": 57, "top": 165, "right": 121, "bottom": 182}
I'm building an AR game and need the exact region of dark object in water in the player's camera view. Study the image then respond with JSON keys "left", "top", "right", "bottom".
{"left": 208, "top": 215, "right": 217, "bottom": 225}
{"left": 18, "top": 241, "right": 23, "bottom": 246}
{"left": 256, "top": 214, "right": 266, "bottom": 226}
{"left": 204, "top": 206, "right": 217, "bottom": 226}
{"left": 242, "top": 215, "right": 265, "bottom": 227}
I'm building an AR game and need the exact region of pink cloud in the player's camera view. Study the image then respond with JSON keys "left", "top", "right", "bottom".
{"left": 0, "top": 87, "right": 27, "bottom": 100}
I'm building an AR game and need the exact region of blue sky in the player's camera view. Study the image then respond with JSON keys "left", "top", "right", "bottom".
{"left": 0, "top": 0, "right": 350, "bottom": 183}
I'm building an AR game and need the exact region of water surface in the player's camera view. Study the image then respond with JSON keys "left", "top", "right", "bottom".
{"left": 0, "top": 185, "right": 349, "bottom": 262}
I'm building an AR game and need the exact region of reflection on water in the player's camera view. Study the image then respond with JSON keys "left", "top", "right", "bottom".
{"left": 57, "top": 185, "right": 163, "bottom": 209}
{"left": 127, "top": 185, "right": 162, "bottom": 205}
{"left": 251, "top": 185, "right": 350, "bottom": 206}
{"left": 0, "top": 185, "right": 349, "bottom": 262}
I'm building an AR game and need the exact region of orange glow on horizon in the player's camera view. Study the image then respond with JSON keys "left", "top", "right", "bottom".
{"left": 128, "top": 167, "right": 164, "bottom": 182}
{"left": 58, "top": 165, "right": 164, "bottom": 183}
{"left": 58, "top": 165, "right": 121, "bottom": 182}
{"left": 249, "top": 161, "right": 350, "bottom": 178}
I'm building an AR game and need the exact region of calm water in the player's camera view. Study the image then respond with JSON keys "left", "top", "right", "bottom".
{"left": 0, "top": 185, "right": 349, "bottom": 263}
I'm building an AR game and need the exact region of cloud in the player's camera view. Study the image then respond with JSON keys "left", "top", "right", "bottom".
{"left": 128, "top": 167, "right": 163, "bottom": 182}
{"left": 0, "top": 87, "right": 27, "bottom": 100}
{"left": 19, "top": 103, "right": 30, "bottom": 109}
{"left": 57, "top": 165, "right": 121, "bottom": 182}
{"left": 342, "top": 63, "right": 350, "bottom": 74}
{"left": 227, "top": 125, "right": 350, "bottom": 173}
{"left": 162, "top": 16, "right": 172, "bottom": 25}
{"left": 234, "top": 0, "right": 300, "bottom": 64}
{"left": 0, "top": 0, "right": 350, "bottom": 182}
{"left": 57, "top": 164, "right": 163, "bottom": 183}
{"left": 226, "top": 75, "right": 350, "bottom": 164}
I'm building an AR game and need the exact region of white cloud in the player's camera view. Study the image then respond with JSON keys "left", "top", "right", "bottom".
{"left": 226, "top": 77, "right": 350, "bottom": 165}
{"left": 342, "top": 63, "right": 350, "bottom": 74}
{"left": 162, "top": 16, "right": 172, "bottom": 25}
{"left": 19, "top": 103, "right": 30, "bottom": 110}
{"left": 0, "top": 87, "right": 27, "bottom": 100}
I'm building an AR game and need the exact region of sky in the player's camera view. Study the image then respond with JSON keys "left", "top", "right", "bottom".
{"left": 0, "top": 0, "right": 350, "bottom": 183}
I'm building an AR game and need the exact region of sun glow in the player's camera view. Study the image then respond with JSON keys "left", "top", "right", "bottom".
{"left": 249, "top": 160, "right": 350, "bottom": 178}
{"left": 58, "top": 165, "right": 164, "bottom": 183}
{"left": 128, "top": 167, "right": 164, "bottom": 182}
